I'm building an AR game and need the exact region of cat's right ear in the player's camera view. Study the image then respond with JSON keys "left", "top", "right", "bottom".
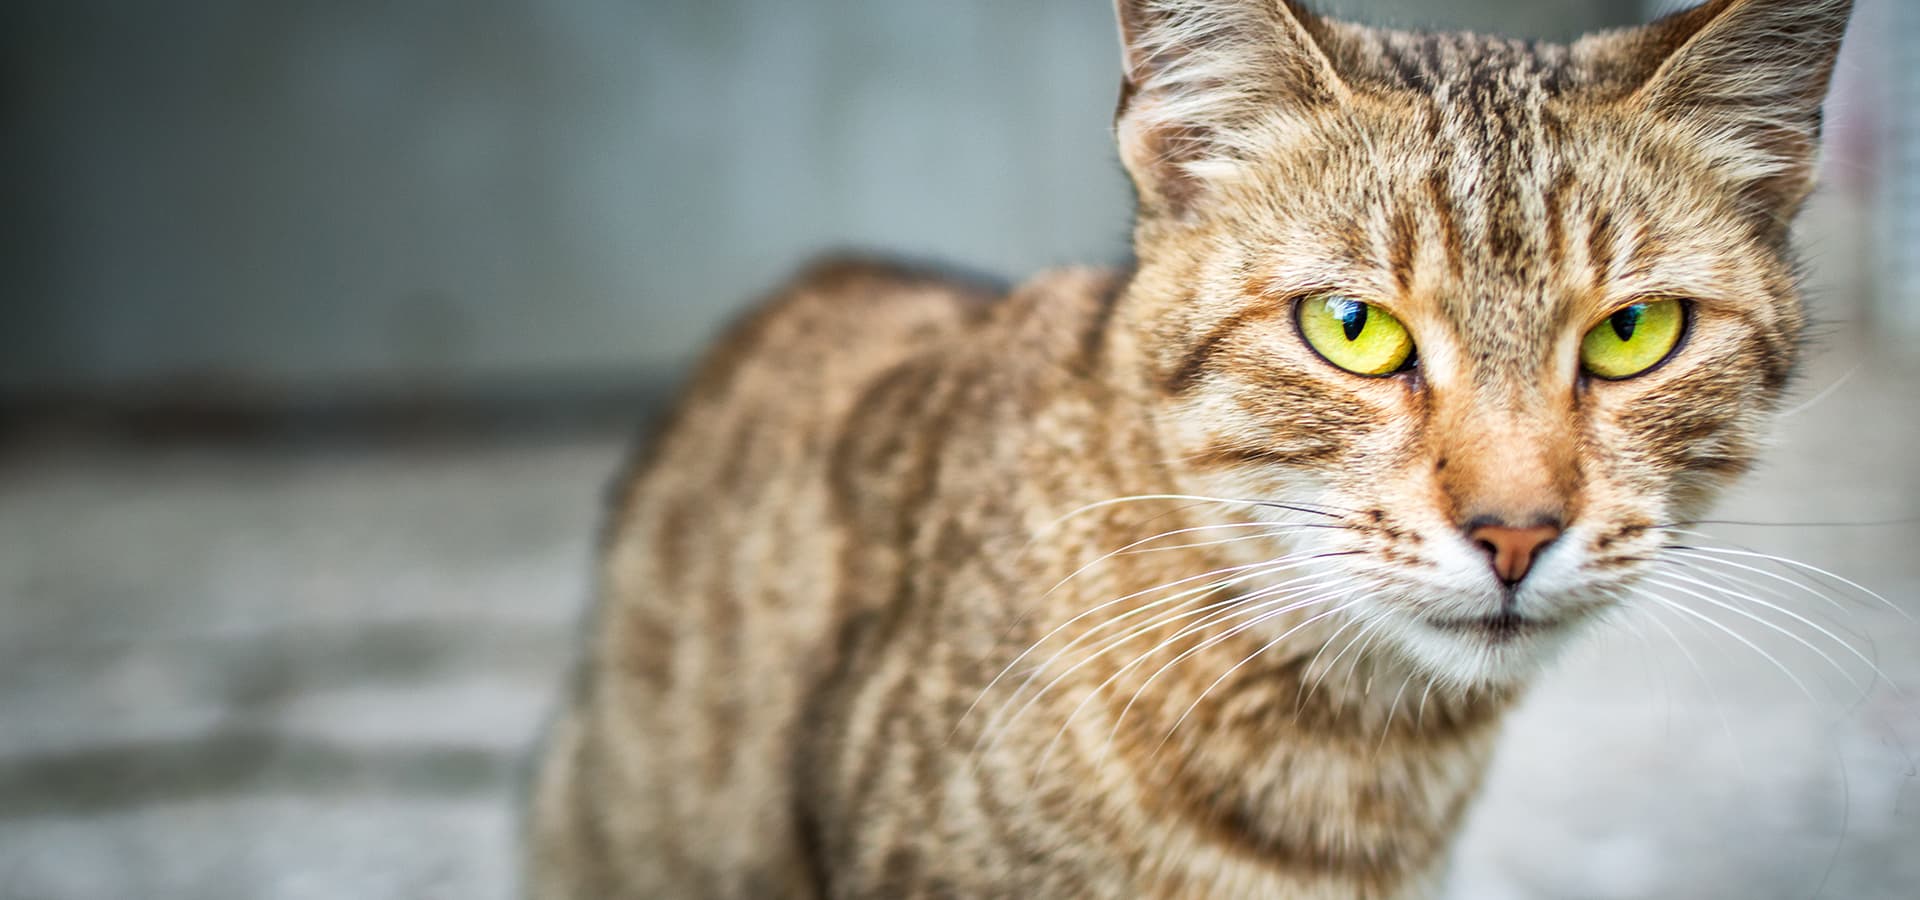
{"left": 1113, "top": 0, "right": 1349, "bottom": 218}
{"left": 1577, "top": 0, "right": 1852, "bottom": 231}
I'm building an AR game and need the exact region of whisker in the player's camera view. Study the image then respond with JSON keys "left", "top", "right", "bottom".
{"left": 1663, "top": 538, "right": 1914, "bottom": 623}
{"left": 1316, "top": 613, "right": 1394, "bottom": 714}
{"left": 1090, "top": 579, "right": 1359, "bottom": 740}
{"left": 973, "top": 566, "right": 1346, "bottom": 761}
{"left": 1087, "top": 590, "right": 1359, "bottom": 768}
{"left": 1643, "top": 593, "right": 1818, "bottom": 702}
{"left": 1640, "top": 572, "right": 1863, "bottom": 693}
{"left": 1645, "top": 568, "right": 1890, "bottom": 692}
{"left": 1147, "top": 594, "right": 1367, "bottom": 761}
{"left": 1296, "top": 612, "right": 1390, "bottom": 717}
{"left": 1657, "top": 517, "right": 1918, "bottom": 530}
{"left": 1291, "top": 612, "right": 1369, "bottom": 717}
{"left": 1658, "top": 549, "right": 1854, "bottom": 619}
{"left": 1376, "top": 669, "right": 1419, "bottom": 754}
{"left": 1658, "top": 555, "right": 1896, "bottom": 699}
{"left": 1117, "top": 526, "right": 1329, "bottom": 556}
{"left": 1039, "top": 587, "right": 1356, "bottom": 779}
{"left": 1043, "top": 522, "right": 1318, "bottom": 600}
{"left": 1635, "top": 596, "right": 1749, "bottom": 775}
{"left": 1004, "top": 568, "right": 1346, "bottom": 725}
{"left": 1778, "top": 362, "right": 1861, "bottom": 418}
{"left": 984, "top": 553, "right": 1351, "bottom": 705}
{"left": 1610, "top": 610, "right": 1677, "bottom": 737}
{"left": 1041, "top": 493, "right": 1354, "bottom": 534}
{"left": 965, "top": 553, "right": 1339, "bottom": 735}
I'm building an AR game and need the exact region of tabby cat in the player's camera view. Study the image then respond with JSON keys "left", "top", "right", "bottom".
{"left": 527, "top": 0, "right": 1852, "bottom": 896}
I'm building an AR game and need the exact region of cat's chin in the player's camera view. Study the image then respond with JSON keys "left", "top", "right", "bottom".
{"left": 1389, "top": 609, "right": 1584, "bottom": 690}
{"left": 1428, "top": 611, "right": 1557, "bottom": 641}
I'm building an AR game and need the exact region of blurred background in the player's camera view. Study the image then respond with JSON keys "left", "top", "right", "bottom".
{"left": 1, "top": 1, "right": 1915, "bottom": 898}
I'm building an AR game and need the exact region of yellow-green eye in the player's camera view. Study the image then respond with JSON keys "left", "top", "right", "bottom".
{"left": 1296, "top": 294, "right": 1415, "bottom": 376}
{"left": 1580, "top": 299, "right": 1686, "bottom": 379}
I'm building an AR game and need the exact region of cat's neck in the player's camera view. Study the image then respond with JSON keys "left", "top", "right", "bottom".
{"left": 1046, "top": 528, "right": 1516, "bottom": 890}
{"left": 1026, "top": 318, "right": 1522, "bottom": 887}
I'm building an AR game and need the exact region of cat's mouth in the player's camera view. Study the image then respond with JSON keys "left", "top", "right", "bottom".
{"left": 1427, "top": 611, "right": 1556, "bottom": 643}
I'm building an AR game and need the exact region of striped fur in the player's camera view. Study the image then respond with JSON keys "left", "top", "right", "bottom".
{"left": 528, "top": 1, "right": 1850, "bottom": 896}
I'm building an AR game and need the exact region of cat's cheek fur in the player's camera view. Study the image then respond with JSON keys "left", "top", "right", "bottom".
{"left": 1581, "top": 309, "right": 1791, "bottom": 519}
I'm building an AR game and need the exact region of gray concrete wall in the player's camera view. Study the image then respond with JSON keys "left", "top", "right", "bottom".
{"left": 1878, "top": 0, "right": 1920, "bottom": 343}
{"left": 8, "top": 0, "right": 1882, "bottom": 398}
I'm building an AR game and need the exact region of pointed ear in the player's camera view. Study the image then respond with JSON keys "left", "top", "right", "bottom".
{"left": 1613, "top": 0, "right": 1853, "bottom": 225}
{"left": 1113, "top": 0, "right": 1348, "bottom": 217}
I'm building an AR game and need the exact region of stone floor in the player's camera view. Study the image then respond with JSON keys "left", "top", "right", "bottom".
{"left": 1, "top": 344, "right": 1916, "bottom": 899}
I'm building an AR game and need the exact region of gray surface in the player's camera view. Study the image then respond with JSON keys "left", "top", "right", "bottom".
{"left": 2, "top": 340, "right": 1917, "bottom": 899}
{"left": 0, "top": 440, "right": 606, "bottom": 899}
{"left": 0, "top": 0, "right": 1800, "bottom": 395}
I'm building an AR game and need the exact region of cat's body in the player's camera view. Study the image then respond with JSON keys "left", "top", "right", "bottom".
{"left": 528, "top": 1, "right": 1852, "bottom": 896}
{"left": 530, "top": 258, "right": 1504, "bottom": 897}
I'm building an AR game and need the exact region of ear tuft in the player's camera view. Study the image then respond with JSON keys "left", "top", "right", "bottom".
{"left": 1113, "top": 0, "right": 1348, "bottom": 217}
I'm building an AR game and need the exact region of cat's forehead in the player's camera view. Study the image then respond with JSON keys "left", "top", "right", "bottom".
{"left": 1228, "top": 37, "right": 1768, "bottom": 377}
{"left": 1340, "top": 28, "right": 1574, "bottom": 112}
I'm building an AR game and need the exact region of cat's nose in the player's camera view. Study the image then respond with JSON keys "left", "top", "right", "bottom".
{"left": 1466, "top": 521, "right": 1562, "bottom": 586}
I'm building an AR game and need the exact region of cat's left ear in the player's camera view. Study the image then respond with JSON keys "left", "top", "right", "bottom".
{"left": 1113, "top": 0, "right": 1350, "bottom": 218}
{"left": 1600, "top": 0, "right": 1853, "bottom": 227}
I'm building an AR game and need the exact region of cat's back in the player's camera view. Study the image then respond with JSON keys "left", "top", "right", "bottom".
{"left": 528, "top": 257, "right": 1006, "bottom": 897}
{"left": 598, "top": 255, "right": 1009, "bottom": 694}
{"left": 608, "top": 255, "right": 1002, "bottom": 538}
{"left": 637, "top": 255, "right": 1002, "bottom": 471}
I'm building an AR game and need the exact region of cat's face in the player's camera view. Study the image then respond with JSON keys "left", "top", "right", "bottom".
{"left": 1114, "top": 0, "right": 1845, "bottom": 688}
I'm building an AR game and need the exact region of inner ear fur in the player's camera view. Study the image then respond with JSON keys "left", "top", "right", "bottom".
{"left": 1112, "top": 0, "right": 1350, "bottom": 217}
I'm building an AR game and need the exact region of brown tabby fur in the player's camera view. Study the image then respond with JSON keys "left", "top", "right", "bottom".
{"left": 527, "top": 0, "right": 1851, "bottom": 896}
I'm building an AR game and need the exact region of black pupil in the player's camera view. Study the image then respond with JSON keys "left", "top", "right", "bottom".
{"left": 1610, "top": 304, "right": 1645, "bottom": 342}
{"left": 1333, "top": 299, "right": 1368, "bottom": 341}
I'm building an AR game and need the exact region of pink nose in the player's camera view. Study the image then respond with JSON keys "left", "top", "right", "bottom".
{"left": 1467, "top": 523, "right": 1562, "bottom": 585}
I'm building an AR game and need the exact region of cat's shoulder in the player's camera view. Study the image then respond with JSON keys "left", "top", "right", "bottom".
{"left": 765, "top": 253, "right": 1008, "bottom": 336}
{"left": 708, "top": 254, "right": 1128, "bottom": 381}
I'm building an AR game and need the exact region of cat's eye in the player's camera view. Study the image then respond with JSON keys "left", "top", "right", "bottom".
{"left": 1296, "top": 294, "right": 1415, "bottom": 377}
{"left": 1579, "top": 298, "right": 1686, "bottom": 380}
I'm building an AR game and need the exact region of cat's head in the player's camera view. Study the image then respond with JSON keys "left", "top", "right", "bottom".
{"left": 1113, "top": 0, "right": 1849, "bottom": 689}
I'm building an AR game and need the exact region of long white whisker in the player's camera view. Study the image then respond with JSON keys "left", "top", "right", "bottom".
{"left": 1661, "top": 547, "right": 1854, "bottom": 617}
{"left": 1096, "top": 586, "right": 1361, "bottom": 760}
{"left": 1635, "top": 598, "right": 1747, "bottom": 775}
{"left": 1325, "top": 614, "right": 1394, "bottom": 710}
{"left": 975, "top": 566, "right": 1345, "bottom": 761}
{"left": 1042, "top": 494, "right": 1348, "bottom": 534}
{"left": 1664, "top": 539, "right": 1914, "bottom": 623}
{"left": 1147, "top": 594, "right": 1367, "bottom": 760}
{"left": 1292, "top": 611, "right": 1368, "bottom": 715}
{"left": 1642, "top": 572, "right": 1862, "bottom": 693}
{"left": 1118, "top": 526, "right": 1324, "bottom": 556}
{"left": 1616, "top": 606, "right": 1672, "bottom": 719}
{"left": 1039, "top": 587, "right": 1355, "bottom": 779}
{"left": 990, "top": 555, "right": 1344, "bottom": 701}
{"left": 1649, "top": 565, "right": 1895, "bottom": 693}
{"left": 1351, "top": 622, "right": 1396, "bottom": 700}
{"left": 966, "top": 553, "right": 1337, "bottom": 734}
{"left": 1778, "top": 362, "right": 1860, "bottom": 418}
{"left": 1377, "top": 669, "right": 1419, "bottom": 754}
{"left": 1299, "top": 613, "right": 1390, "bottom": 715}
{"left": 1646, "top": 594, "right": 1818, "bottom": 702}
{"left": 1014, "top": 569, "right": 1348, "bottom": 720}
{"left": 1043, "top": 522, "right": 1312, "bottom": 600}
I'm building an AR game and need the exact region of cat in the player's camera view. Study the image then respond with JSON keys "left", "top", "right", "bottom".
{"left": 526, "top": 0, "right": 1852, "bottom": 896}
